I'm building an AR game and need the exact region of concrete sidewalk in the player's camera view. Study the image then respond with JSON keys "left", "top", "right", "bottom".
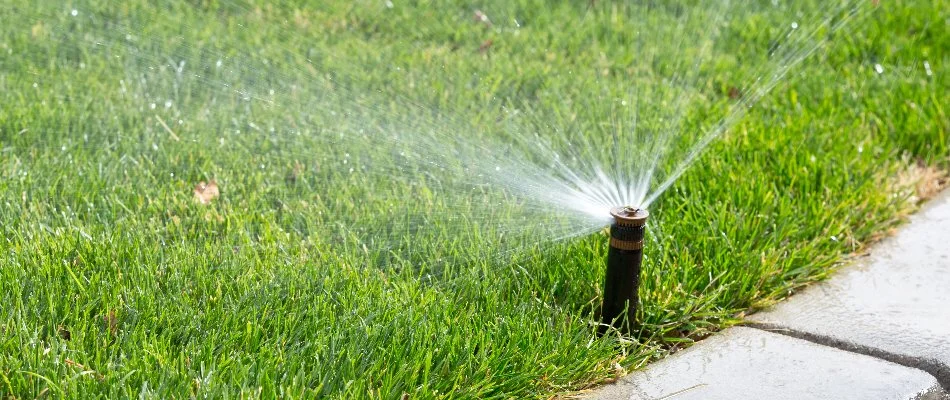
{"left": 588, "top": 189, "right": 950, "bottom": 400}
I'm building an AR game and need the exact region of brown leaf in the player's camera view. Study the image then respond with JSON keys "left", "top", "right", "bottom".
{"left": 57, "top": 325, "right": 71, "bottom": 341}
{"left": 194, "top": 180, "right": 220, "bottom": 204}
{"left": 478, "top": 39, "right": 494, "bottom": 53}
{"left": 104, "top": 310, "right": 118, "bottom": 337}
{"left": 286, "top": 161, "right": 304, "bottom": 184}
{"left": 727, "top": 86, "right": 742, "bottom": 100}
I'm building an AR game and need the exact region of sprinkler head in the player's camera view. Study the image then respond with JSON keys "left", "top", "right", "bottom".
{"left": 601, "top": 206, "right": 649, "bottom": 334}
{"left": 608, "top": 206, "right": 648, "bottom": 251}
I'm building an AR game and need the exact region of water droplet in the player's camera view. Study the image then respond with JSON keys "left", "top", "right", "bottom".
{"left": 215, "top": 60, "right": 222, "bottom": 68}
{"left": 150, "top": 103, "right": 156, "bottom": 109}
{"left": 164, "top": 100, "right": 172, "bottom": 108}
{"left": 790, "top": 22, "right": 798, "bottom": 30}
{"left": 385, "top": 0, "right": 394, "bottom": 8}
{"left": 71, "top": 9, "right": 78, "bottom": 17}
{"left": 830, "top": 235, "right": 838, "bottom": 242}
{"left": 874, "top": 63, "right": 884, "bottom": 74}
{"left": 923, "top": 61, "right": 932, "bottom": 77}
{"left": 32, "top": 82, "right": 38, "bottom": 88}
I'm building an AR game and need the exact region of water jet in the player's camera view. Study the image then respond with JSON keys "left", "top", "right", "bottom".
{"left": 601, "top": 206, "right": 649, "bottom": 333}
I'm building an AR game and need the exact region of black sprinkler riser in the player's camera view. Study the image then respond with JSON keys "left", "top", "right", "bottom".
{"left": 601, "top": 206, "right": 648, "bottom": 334}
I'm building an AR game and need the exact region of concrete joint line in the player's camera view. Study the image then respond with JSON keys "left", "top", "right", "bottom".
{"left": 747, "top": 322, "right": 950, "bottom": 391}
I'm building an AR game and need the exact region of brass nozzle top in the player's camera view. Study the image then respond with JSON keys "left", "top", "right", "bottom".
{"left": 609, "top": 206, "right": 649, "bottom": 227}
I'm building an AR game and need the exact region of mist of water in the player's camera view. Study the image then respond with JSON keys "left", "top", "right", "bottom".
{"left": 0, "top": 0, "right": 874, "bottom": 269}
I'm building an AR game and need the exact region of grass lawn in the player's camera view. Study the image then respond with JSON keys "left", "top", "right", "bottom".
{"left": 1, "top": 0, "right": 947, "bottom": 398}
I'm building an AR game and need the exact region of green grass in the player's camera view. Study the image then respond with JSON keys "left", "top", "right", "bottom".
{"left": 1, "top": 0, "right": 947, "bottom": 398}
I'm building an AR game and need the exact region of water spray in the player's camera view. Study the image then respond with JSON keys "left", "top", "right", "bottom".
{"left": 600, "top": 206, "right": 648, "bottom": 333}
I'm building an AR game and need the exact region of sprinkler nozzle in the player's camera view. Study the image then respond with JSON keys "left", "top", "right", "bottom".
{"left": 600, "top": 206, "right": 649, "bottom": 333}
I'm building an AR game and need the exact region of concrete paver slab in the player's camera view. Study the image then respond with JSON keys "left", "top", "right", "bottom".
{"left": 751, "top": 190, "right": 950, "bottom": 387}
{"left": 588, "top": 327, "right": 945, "bottom": 400}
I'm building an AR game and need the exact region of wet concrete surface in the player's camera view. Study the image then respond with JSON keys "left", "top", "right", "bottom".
{"left": 751, "top": 190, "right": 950, "bottom": 388}
{"left": 588, "top": 327, "right": 946, "bottom": 400}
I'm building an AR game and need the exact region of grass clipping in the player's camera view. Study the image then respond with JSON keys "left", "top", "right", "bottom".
{"left": 897, "top": 158, "right": 948, "bottom": 206}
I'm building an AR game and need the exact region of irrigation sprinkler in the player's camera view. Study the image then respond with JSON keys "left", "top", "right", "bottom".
{"left": 600, "top": 206, "right": 649, "bottom": 333}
